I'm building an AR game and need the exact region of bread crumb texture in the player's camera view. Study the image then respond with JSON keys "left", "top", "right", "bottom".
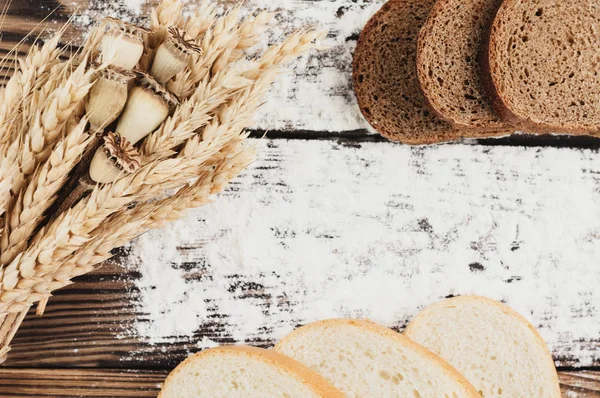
{"left": 406, "top": 296, "right": 561, "bottom": 398}
{"left": 352, "top": 0, "right": 464, "bottom": 144}
{"left": 488, "top": 0, "right": 600, "bottom": 133}
{"left": 159, "top": 346, "right": 342, "bottom": 398}
{"left": 276, "top": 319, "right": 478, "bottom": 397}
{"left": 417, "top": 0, "right": 507, "bottom": 130}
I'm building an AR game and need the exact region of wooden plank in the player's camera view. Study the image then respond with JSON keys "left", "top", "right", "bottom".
{"left": 1, "top": 139, "right": 599, "bottom": 369}
{"left": 0, "top": 368, "right": 164, "bottom": 397}
{"left": 0, "top": 368, "right": 597, "bottom": 397}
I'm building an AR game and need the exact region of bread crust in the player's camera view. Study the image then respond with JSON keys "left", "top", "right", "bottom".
{"left": 483, "top": 0, "right": 600, "bottom": 135}
{"left": 275, "top": 318, "right": 480, "bottom": 398}
{"left": 416, "top": 0, "right": 512, "bottom": 132}
{"left": 405, "top": 295, "right": 561, "bottom": 398}
{"left": 159, "top": 345, "right": 344, "bottom": 397}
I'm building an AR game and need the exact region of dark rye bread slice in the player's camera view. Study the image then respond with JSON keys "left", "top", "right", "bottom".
{"left": 352, "top": 0, "right": 465, "bottom": 144}
{"left": 484, "top": 0, "right": 600, "bottom": 134}
{"left": 417, "top": 0, "right": 510, "bottom": 131}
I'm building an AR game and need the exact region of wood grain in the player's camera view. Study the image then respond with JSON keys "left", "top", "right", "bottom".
{"left": 0, "top": 368, "right": 165, "bottom": 397}
{"left": 0, "top": 368, "right": 598, "bottom": 397}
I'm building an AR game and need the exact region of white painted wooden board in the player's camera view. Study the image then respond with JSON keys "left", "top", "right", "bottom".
{"left": 70, "top": 0, "right": 386, "bottom": 132}
{"left": 126, "top": 139, "right": 600, "bottom": 368}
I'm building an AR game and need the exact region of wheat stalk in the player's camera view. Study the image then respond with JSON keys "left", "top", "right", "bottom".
{"left": 0, "top": 119, "right": 91, "bottom": 266}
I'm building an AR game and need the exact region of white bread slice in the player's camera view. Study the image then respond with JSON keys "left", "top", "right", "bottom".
{"left": 159, "top": 345, "right": 344, "bottom": 398}
{"left": 405, "top": 296, "right": 560, "bottom": 398}
{"left": 275, "top": 319, "right": 479, "bottom": 397}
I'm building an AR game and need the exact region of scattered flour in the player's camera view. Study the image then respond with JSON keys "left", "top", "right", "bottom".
{"left": 70, "top": 0, "right": 384, "bottom": 131}
{"left": 125, "top": 139, "right": 600, "bottom": 367}
{"left": 64, "top": 0, "right": 600, "bottom": 370}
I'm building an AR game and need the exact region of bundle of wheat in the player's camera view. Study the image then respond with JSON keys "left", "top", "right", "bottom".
{"left": 0, "top": 0, "right": 325, "bottom": 363}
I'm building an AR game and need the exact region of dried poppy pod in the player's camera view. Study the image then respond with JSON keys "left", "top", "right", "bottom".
{"left": 86, "top": 66, "right": 135, "bottom": 132}
{"left": 99, "top": 17, "right": 148, "bottom": 70}
{"left": 89, "top": 72, "right": 179, "bottom": 183}
{"left": 150, "top": 26, "right": 201, "bottom": 83}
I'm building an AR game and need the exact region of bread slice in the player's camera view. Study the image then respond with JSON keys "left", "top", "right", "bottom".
{"left": 159, "top": 346, "right": 343, "bottom": 398}
{"left": 405, "top": 296, "right": 561, "bottom": 398}
{"left": 275, "top": 319, "right": 479, "bottom": 397}
{"left": 417, "top": 0, "right": 509, "bottom": 131}
{"left": 352, "top": 0, "right": 466, "bottom": 144}
{"left": 484, "top": 0, "right": 600, "bottom": 134}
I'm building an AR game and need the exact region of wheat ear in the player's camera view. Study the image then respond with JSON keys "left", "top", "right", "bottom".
{"left": 152, "top": 0, "right": 183, "bottom": 29}
{"left": 9, "top": 61, "right": 96, "bottom": 205}
{"left": 169, "top": 7, "right": 242, "bottom": 98}
{"left": 211, "top": 11, "right": 275, "bottom": 75}
{"left": 0, "top": 119, "right": 91, "bottom": 266}
{"left": 179, "top": 0, "right": 217, "bottom": 40}
{"left": 0, "top": 112, "right": 244, "bottom": 305}
{"left": 142, "top": 66, "right": 255, "bottom": 163}
{"left": 0, "top": 34, "right": 63, "bottom": 148}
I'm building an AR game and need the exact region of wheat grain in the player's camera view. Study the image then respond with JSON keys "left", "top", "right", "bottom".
{"left": 0, "top": 119, "right": 90, "bottom": 266}
{"left": 0, "top": 140, "right": 19, "bottom": 220}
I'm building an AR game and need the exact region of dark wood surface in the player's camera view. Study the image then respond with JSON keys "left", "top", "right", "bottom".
{"left": 0, "top": 262, "right": 598, "bottom": 396}
{"left": 1, "top": 0, "right": 600, "bottom": 396}
{"left": 0, "top": 368, "right": 598, "bottom": 397}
